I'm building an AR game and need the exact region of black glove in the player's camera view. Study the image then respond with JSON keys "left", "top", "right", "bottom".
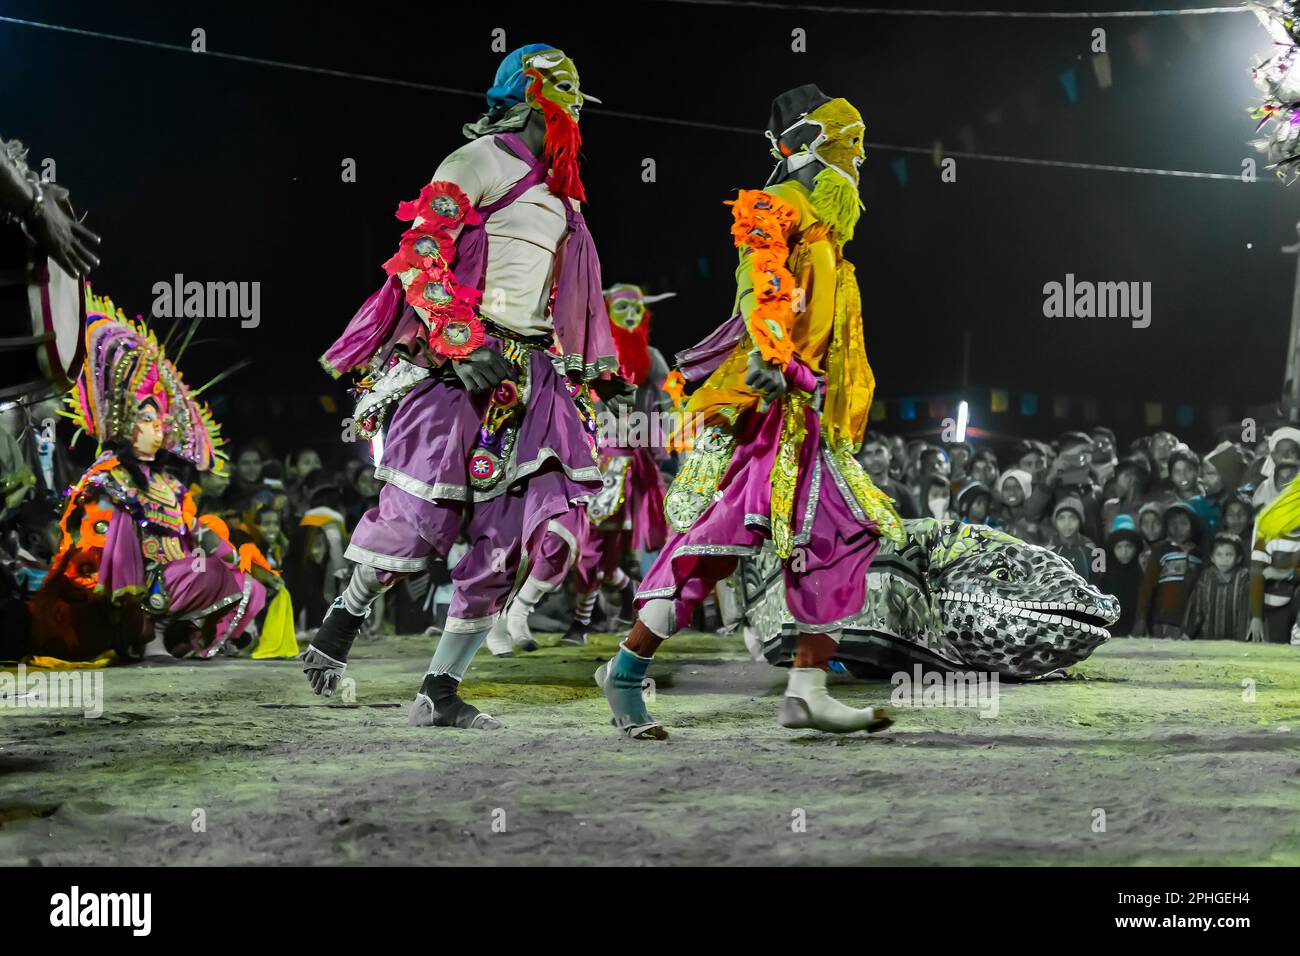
{"left": 744, "top": 350, "right": 787, "bottom": 405}
{"left": 602, "top": 381, "right": 636, "bottom": 413}
{"left": 452, "top": 346, "right": 513, "bottom": 394}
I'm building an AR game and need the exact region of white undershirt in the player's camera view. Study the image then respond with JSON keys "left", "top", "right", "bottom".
{"left": 421, "top": 135, "right": 569, "bottom": 337}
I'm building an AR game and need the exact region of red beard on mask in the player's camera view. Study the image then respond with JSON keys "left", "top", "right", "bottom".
{"left": 610, "top": 311, "right": 651, "bottom": 386}
{"left": 526, "top": 75, "right": 587, "bottom": 203}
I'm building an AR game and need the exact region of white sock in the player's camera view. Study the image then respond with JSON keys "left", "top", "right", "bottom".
{"left": 506, "top": 577, "right": 556, "bottom": 645}
{"left": 574, "top": 590, "right": 598, "bottom": 627}
{"left": 484, "top": 613, "right": 512, "bottom": 656}
{"left": 342, "top": 564, "right": 391, "bottom": 616}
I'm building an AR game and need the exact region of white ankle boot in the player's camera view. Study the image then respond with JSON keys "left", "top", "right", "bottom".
{"left": 484, "top": 614, "right": 513, "bottom": 657}
{"left": 778, "top": 667, "right": 892, "bottom": 734}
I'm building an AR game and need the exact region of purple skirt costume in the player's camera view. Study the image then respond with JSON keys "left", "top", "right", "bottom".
{"left": 636, "top": 315, "right": 882, "bottom": 634}
{"left": 347, "top": 341, "right": 604, "bottom": 627}
{"left": 322, "top": 133, "right": 616, "bottom": 632}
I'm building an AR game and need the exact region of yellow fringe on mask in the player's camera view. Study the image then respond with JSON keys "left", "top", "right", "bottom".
{"left": 809, "top": 166, "right": 861, "bottom": 245}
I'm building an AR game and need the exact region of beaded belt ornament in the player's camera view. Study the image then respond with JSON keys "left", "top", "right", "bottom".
{"left": 586, "top": 453, "right": 632, "bottom": 526}
{"left": 467, "top": 340, "right": 532, "bottom": 492}
{"left": 562, "top": 371, "right": 601, "bottom": 463}
{"left": 663, "top": 424, "right": 738, "bottom": 533}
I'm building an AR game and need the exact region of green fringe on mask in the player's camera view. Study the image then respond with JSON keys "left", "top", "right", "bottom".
{"left": 809, "top": 166, "right": 862, "bottom": 246}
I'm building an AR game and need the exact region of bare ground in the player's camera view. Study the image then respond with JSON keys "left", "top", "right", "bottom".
{"left": 1, "top": 633, "right": 1298, "bottom": 866}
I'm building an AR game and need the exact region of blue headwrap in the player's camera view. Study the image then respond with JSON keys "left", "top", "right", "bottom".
{"left": 486, "top": 43, "right": 558, "bottom": 111}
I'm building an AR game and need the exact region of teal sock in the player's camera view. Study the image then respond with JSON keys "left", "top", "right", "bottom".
{"left": 607, "top": 643, "right": 655, "bottom": 726}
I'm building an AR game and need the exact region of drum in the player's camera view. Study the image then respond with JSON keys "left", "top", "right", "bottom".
{"left": 0, "top": 224, "right": 86, "bottom": 402}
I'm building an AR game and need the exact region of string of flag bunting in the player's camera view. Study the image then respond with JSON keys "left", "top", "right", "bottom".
{"left": 869, "top": 387, "right": 1233, "bottom": 432}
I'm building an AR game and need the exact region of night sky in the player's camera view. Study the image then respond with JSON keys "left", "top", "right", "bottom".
{"left": 1, "top": 0, "right": 1294, "bottom": 454}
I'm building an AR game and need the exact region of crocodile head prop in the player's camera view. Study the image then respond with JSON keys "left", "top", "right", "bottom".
{"left": 921, "top": 521, "right": 1119, "bottom": 676}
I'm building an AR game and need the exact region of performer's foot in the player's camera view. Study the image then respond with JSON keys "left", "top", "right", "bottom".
{"left": 505, "top": 601, "right": 539, "bottom": 652}
{"left": 777, "top": 668, "right": 893, "bottom": 734}
{"left": 596, "top": 645, "right": 668, "bottom": 740}
{"left": 484, "top": 615, "right": 514, "bottom": 658}
{"left": 560, "top": 621, "right": 589, "bottom": 646}
{"left": 407, "top": 673, "right": 505, "bottom": 730}
{"left": 301, "top": 598, "right": 366, "bottom": 696}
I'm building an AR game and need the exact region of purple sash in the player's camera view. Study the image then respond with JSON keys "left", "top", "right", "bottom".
{"left": 321, "top": 133, "right": 614, "bottom": 381}
{"left": 676, "top": 311, "right": 746, "bottom": 382}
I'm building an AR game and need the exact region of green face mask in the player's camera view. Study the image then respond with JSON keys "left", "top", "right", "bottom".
{"left": 523, "top": 49, "right": 594, "bottom": 120}
{"left": 607, "top": 293, "right": 647, "bottom": 331}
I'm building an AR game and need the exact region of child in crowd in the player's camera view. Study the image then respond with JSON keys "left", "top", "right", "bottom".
{"left": 956, "top": 480, "right": 993, "bottom": 526}
{"left": 993, "top": 468, "right": 1044, "bottom": 543}
{"left": 1049, "top": 496, "right": 1095, "bottom": 582}
{"left": 251, "top": 506, "right": 289, "bottom": 571}
{"left": 968, "top": 449, "right": 1000, "bottom": 490}
{"left": 1133, "top": 502, "right": 1203, "bottom": 639}
{"left": 1136, "top": 500, "right": 1165, "bottom": 566}
{"left": 1221, "top": 496, "right": 1253, "bottom": 542}
{"left": 1100, "top": 453, "right": 1152, "bottom": 533}
{"left": 1098, "top": 515, "right": 1144, "bottom": 636}
{"left": 1182, "top": 532, "right": 1250, "bottom": 640}
{"left": 1165, "top": 446, "right": 1220, "bottom": 534}
{"left": 920, "top": 473, "right": 954, "bottom": 521}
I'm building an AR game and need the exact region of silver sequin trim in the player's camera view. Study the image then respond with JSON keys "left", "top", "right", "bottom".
{"left": 442, "top": 613, "right": 497, "bottom": 634}
{"left": 674, "top": 543, "right": 761, "bottom": 559}
{"left": 471, "top": 448, "right": 602, "bottom": 505}
{"left": 820, "top": 447, "right": 867, "bottom": 523}
{"left": 634, "top": 585, "right": 677, "bottom": 601}
{"left": 176, "top": 589, "right": 242, "bottom": 622}
{"left": 793, "top": 454, "right": 821, "bottom": 547}
{"left": 374, "top": 466, "right": 468, "bottom": 502}
{"left": 344, "top": 543, "right": 430, "bottom": 573}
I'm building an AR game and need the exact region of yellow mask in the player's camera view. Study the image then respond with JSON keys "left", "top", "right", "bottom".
{"left": 523, "top": 49, "right": 594, "bottom": 120}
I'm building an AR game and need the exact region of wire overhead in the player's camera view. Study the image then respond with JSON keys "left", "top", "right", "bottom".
{"left": 0, "top": 12, "right": 1253, "bottom": 184}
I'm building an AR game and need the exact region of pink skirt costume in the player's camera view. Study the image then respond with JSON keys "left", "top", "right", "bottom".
{"left": 35, "top": 456, "right": 265, "bottom": 659}
{"left": 321, "top": 132, "right": 617, "bottom": 632}
{"left": 574, "top": 445, "right": 667, "bottom": 592}
{"left": 636, "top": 358, "right": 881, "bottom": 634}
{"left": 346, "top": 338, "right": 605, "bottom": 627}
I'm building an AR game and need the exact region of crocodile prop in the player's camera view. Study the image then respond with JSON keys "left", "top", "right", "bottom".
{"left": 741, "top": 519, "right": 1120, "bottom": 680}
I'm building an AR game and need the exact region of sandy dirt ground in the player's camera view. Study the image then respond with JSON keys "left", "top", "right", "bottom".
{"left": 1, "top": 632, "right": 1298, "bottom": 866}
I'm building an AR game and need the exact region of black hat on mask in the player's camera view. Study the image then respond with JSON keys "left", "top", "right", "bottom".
{"left": 765, "top": 84, "right": 834, "bottom": 185}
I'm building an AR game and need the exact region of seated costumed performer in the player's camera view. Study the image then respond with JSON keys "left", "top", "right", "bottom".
{"left": 30, "top": 290, "right": 267, "bottom": 662}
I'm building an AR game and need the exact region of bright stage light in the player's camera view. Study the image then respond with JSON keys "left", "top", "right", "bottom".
{"left": 956, "top": 400, "right": 968, "bottom": 444}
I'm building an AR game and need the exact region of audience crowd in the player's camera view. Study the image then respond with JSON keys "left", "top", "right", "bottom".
{"left": 3, "top": 397, "right": 1300, "bottom": 648}
{"left": 853, "top": 424, "right": 1300, "bottom": 643}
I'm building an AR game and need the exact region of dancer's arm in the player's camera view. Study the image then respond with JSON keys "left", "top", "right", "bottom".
{"left": 0, "top": 138, "right": 100, "bottom": 277}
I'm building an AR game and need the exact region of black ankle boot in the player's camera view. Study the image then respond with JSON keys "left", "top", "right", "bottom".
{"left": 409, "top": 673, "right": 504, "bottom": 730}
{"left": 560, "top": 621, "right": 589, "bottom": 646}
